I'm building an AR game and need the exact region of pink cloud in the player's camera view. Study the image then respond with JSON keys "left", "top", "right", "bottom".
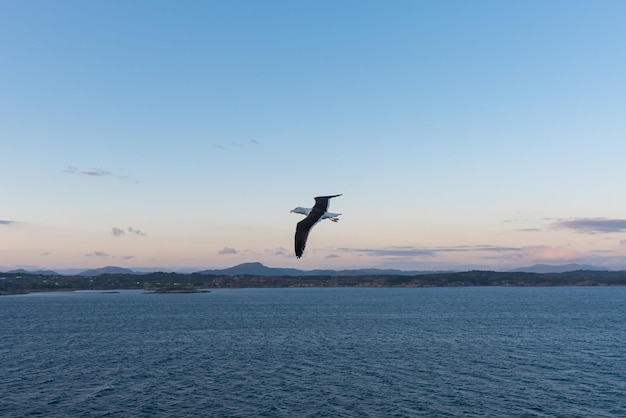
{"left": 521, "top": 246, "right": 583, "bottom": 263}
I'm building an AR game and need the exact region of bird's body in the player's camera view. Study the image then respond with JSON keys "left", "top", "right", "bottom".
{"left": 290, "top": 206, "right": 342, "bottom": 222}
{"left": 293, "top": 194, "right": 341, "bottom": 258}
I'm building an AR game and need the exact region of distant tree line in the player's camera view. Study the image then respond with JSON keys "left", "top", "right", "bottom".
{"left": 2, "top": 270, "right": 626, "bottom": 295}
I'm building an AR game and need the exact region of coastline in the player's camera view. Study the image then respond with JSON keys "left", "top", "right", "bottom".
{"left": 2, "top": 270, "right": 626, "bottom": 295}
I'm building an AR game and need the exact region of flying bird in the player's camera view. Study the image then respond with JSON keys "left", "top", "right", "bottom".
{"left": 293, "top": 194, "right": 342, "bottom": 258}
{"left": 290, "top": 207, "right": 342, "bottom": 222}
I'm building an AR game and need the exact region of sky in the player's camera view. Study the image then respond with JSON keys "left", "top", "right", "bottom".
{"left": 2, "top": 0, "right": 626, "bottom": 273}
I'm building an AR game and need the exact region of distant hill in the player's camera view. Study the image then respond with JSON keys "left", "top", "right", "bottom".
{"left": 196, "top": 262, "right": 301, "bottom": 276}
{"left": 4, "top": 263, "right": 612, "bottom": 278}
{"left": 78, "top": 266, "right": 137, "bottom": 276}
{"left": 509, "top": 263, "right": 609, "bottom": 274}
{"left": 195, "top": 262, "right": 445, "bottom": 277}
{"left": 7, "top": 269, "right": 60, "bottom": 276}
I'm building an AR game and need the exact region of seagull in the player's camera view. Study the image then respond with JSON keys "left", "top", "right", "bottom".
{"left": 294, "top": 194, "right": 342, "bottom": 258}
{"left": 290, "top": 207, "right": 342, "bottom": 222}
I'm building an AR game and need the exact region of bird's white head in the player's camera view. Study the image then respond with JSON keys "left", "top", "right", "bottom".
{"left": 290, "top": 207, "right": 310, "bottom": 215}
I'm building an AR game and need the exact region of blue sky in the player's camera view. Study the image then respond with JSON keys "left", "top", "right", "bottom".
{"left": 2, "top": 0, "right": 626, "bottom": 272}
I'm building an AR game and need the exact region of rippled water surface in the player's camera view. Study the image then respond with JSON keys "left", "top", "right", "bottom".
{"left": 1, "top": 287, "right": 626, "bottom": 417}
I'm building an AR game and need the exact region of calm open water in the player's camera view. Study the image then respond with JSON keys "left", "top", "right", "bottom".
{"left": 1, "top": 287, "right": 625, "bottom": 417}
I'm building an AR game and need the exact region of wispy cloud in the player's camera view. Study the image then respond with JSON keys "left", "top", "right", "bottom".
{"left": 341, "top": 245, "right": 521, "bottom": 258}
{"left": 127, "top": 227, "right": 147, "bottom": 237}
{"left": 65, "top": 166, "right": 137, "bottom": 182}
{"left": 218, "top": 247, "right": 238, "bottom": 255}
{"left": 111, "top": 226, "right": 147, "bottom": 237}
{"left": 84, "top": 251, "right": 135, "bottom": 260}
{"left": 554, "top": 218, "right": 626, "bottom": 234}
{"left": 521, "top": 245, "right": 583, "bottom": 263}
{"left": 346, "top": 246, "right": 437, "bottom": 257}
{"left": 484, "top": 245, "right": 585, "bottom": 265}
{"left": 85, "top": 251, "right": 110, "bottom": 257}
{"left": 0, "top": 220, "right": 20, "bottom": 226}
{"left": 65, "top": 166, "right": 110, "bottom": 176}
{"left": 82, "top": 169, "right": 111, "bottom": 176}
{"left": 448, "top": 245, "right": 521, "bottom": 253}
{"left": 272, "top": 247, "right": 288, "bottom": 256}
{"left": 111, "top": 227, "right": 125, "bottom": 237}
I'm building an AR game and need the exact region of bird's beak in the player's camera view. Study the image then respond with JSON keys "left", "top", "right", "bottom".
{"left": 289, "top": 209, "right": 295, "bottom": 213}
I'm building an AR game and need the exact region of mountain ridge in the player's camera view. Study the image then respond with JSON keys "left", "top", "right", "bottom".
{"left": 7, "top": 269, "right": 60, "bottom": 276}
{"left": 508, "top": 263, "right": 609, "bottom": 274}
{"left": 78, "top": 266, "right": 138, "bottom": 276}
{"left": 194, "top": 262, "right": 448, "bottom": 277}
{"left": 2, "top": 262, "right": 613, "bottom": 277}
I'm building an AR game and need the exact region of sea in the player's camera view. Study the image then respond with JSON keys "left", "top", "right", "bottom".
{"left": 1, "top": 287, "right": 625, "bottom": 417}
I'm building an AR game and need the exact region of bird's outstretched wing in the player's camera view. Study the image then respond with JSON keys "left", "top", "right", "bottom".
{"left": 313, "top": 194, "right": 342, "bottom": 213}
{"left": 294, "top": 194, "right": 342, "bottom": 258}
